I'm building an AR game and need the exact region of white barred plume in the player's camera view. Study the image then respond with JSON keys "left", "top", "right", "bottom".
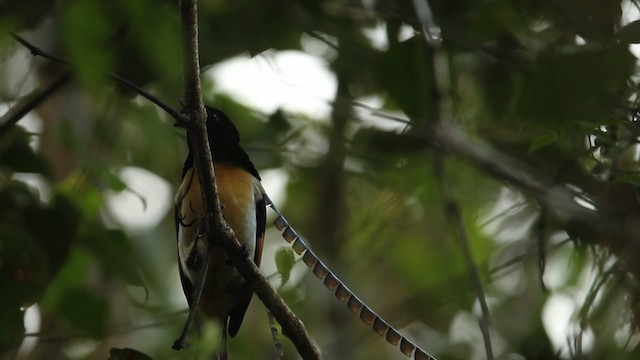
{"left": 264, "top": 194, "right": 437, "bottom": 360}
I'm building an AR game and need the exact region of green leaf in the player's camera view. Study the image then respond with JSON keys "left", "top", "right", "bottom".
{"left": 617, "top": 20, "right": 640, "bottom": 44}
{"left": 105, "top": 171, "right": 127, "bottom": 192}
{"left": 376, "top": 36, "right": 436, "bottom": 120}
{"left": 41, "top": 252, "right": 109, "bottom": 339}
{"left": 80, "top": 228, "right": 146, "bottom": 288}
{"left": 55, "top": 287, "right": 109, "bottom": 339}
{"left": 275, "top": 247, "right": 295, "bottom": 287}
{"left": 0, "top": 129, "right": 50, "bottom": 176}
{"left": 0, "top": 226, "right": 49, "bottom": 307}
{"left": 528, "top": 132, "right": 559, "bottom": 154}
{"left": 39, "top": 249, "right": 91, "bottom": 310}
{"left": 0, "top": 0, "right": 54, "bottom": 30}
{"left": 0, "top": 181, "right": 40, "bottom": 221}
{"left": 109, "top": 348, "right": 154, "bottom": 360}
{"left": 61, "top": 0, "right": 113, "bottom": 89}
{"left": 0, "top": 306, "right": 24, "bottom": 354}
{"left": 612, "top": 174, "right": 640, "bottom": 186}
{"left": 0, "top": 142, "right": 50, "bottom": 176}
{"left": 25, "top": 194, "right": 80, "bottom": 274}
{"left": 512, "top": 48, "right": 634, "bottom": 126}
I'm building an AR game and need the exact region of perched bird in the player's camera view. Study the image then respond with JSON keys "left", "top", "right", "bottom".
{"left": 175, "top": 107, "right": 265, "bottom": 359}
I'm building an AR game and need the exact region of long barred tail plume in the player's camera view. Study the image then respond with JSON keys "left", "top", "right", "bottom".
{"left": 264, "top": 194, "right": 437, "bottom": 360}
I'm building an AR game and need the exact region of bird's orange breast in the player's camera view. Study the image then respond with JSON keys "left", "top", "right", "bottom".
{"left": 175, "top": 161, "right": 261, "bottom": 320}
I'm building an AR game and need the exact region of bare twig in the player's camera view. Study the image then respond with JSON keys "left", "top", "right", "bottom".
{"left": 21, "top": 309, "right": 187, "bottom": 344}
{"left": 9, "top": 32, "right": 188, "bottom": 126}
{"left": 410, "top": 0, "right": 442, "bottom": 46}
{"left": 306, "top": 31, "right": 339, "bottom": 50}
{"left": 0, "top": 71, "right": 71, "bottom": 137}
{"left": 444, "top": 201, "right": 494, "bottom": 360}
{"left": 10, "top": 31, "right": 69, "bottom": 64}
{"left": 175, "top": 1, "right": 320, "bottom": 358}
{"left": 536, "top": 208, "right": 549, "bottom": 291}
{"left": 266, "top": 309, "right": 285, "bottom": 359}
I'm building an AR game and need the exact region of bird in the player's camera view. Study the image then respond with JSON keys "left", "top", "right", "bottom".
{"left": 175, "top": 106, "right": 266, "bottom": 359}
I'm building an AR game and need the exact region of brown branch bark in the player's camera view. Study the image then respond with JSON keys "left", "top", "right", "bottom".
{"left": 177, "top": 1, "right": 321, "bottom": 359}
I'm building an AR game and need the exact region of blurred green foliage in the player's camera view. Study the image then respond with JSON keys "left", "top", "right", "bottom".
{"left": 2, "top": 0, "right": 640, "bottom": 359}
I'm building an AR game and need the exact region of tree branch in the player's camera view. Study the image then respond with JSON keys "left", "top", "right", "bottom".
{"left": 444, "top": 201, "right": 494, "bottom": 360}
{"left": 424, "top": 121, "right": 600, "bottom": 224}
{"left": 0, "top": 71, "right": 71, "bottom": 137}
{"left": 176, "top": 1, "right": 320, "bottom": 358}
{"left": 9, "top": 32, "right": 189, "bottom": 127}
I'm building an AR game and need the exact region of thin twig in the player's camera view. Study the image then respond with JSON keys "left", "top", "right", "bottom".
{"left": 19, "top": 309, "right": 187, "bottom": 345}
{"left": 266, "top": 309, "right": 285, "bottom": 359}
{"left": 410, "top": 0, "right": 442, "bottom": 46}
{"left": 10, "top": 31, "right": 69, "bottom": 64}
{"left": 489, "top": 238, "right": 572, "bottom": 278}
{"left": 536, "top": 207, "right": 548, "bottom": 291}
{"left": 9, "top": 32, "right": 188, "bottom": 126}
{"left": 306, "top": 31, "right": 339, "bottom": 50}
{"left": 445, "top": 201, "right": 495, "bottom": 360}
{"left": 0, "top": 71, "right": 71, "bottom": 137}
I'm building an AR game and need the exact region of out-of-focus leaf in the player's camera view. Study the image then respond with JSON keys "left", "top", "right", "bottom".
{"left": 55, "top": 287, "right": 109, "bottom": 339}
{"left": 0, "top": 129, "right": 50, "bottom": 177}
{"left": 115, "top": 0, "right": 182, "bottom": 92}
{"left": 352, "top": 127, "right": 423, "bottom": 159}
{"left": 61, "top": 0, "right": 114, "bottom": 89}
{"left": 528, "top": 132, "right": 559, "bottom": 154}
{"left": 268, "top": 109, "right": 292, "bottom": 134}
{"left": 104, "top": 170, "right": 127, "bottom": 192}
{"left": 0, "top": 306, "right": 24, "bottom": 354}
{"left": 350, "top": 126, "right": 426, "bottom": 184}
{"left": 612, "top": 174, "right": 640, "bottom": 186}
{"left": 25, "top": 194, "right": 80, "bottom": 274}
{"left": 376, "top": 36, "right": 436, "bottom": 120}
{"left": 617, "top": 20, "right": 640, "bottom": 43}
{"left": 0, "top": 181, "right": 40, "bottom": 222}
{"left": 39, "top": 249, "right": 91, "bottom": 310}
{"left": 512, "top": 47, "right": 634, "bottom": 125}
{"left": 57, "top": 172, "right": 105, "bottom": 219}
{"left": 0, "top": 141, "right": 50, "bottom": 176}
{"left": 109, "top": 348, "right": 154, "bottom": 360}
{"left": 275, "top": 247, "right": 295, "bottom": 287}
{"left": 37, "top": 249, "right": 119, "bottom": 350}
{"left": 199, "top": 0, "right": 306, "bottom": 61}
{"left": 80, "top": 228, "right": 146, "bottom": 288}
{"left": 0, "top": 0, "right": 54, "bottom": 29}
{"left": 0, "top": 226, "right": 49, "bottom": 307}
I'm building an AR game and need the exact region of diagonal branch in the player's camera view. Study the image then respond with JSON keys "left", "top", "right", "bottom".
{"left": 175, "top": 1, "right": 321, "bottom": 358}
{"left": 444, "top": 201, "right": 494, "bottom": 360}
{"left": 424, "top": 121, "right": 601, "bottom": 225}
{"left": 9, "top": 32, "right": 188, "bottom": 127}
{"left": 0, "top": 71, "right": 71, "bottom": 137}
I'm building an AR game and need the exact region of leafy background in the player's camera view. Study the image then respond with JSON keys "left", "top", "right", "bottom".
{"left": 2, "top": 0, "right": 640, "bottom": 359}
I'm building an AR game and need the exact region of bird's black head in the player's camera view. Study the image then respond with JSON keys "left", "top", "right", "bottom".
{"left": 185, "top": 106, "right": 241, "bottom": 155}
{"left": 183, "top": 106, "right": 260, "bottom": 179}
{"left": 205, "top": 106, "right": 241, "bottom": 148}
